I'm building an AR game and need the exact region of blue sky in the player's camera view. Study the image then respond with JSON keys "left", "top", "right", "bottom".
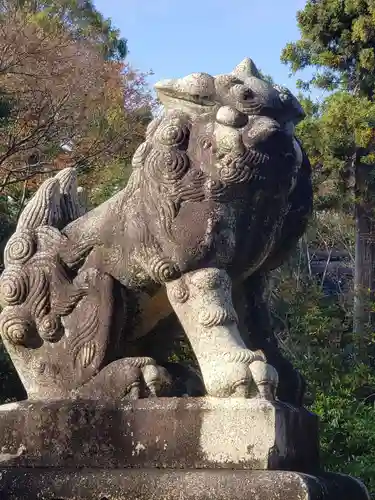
{"left": 94, "top": 0, "right": 316, "bottom": 98}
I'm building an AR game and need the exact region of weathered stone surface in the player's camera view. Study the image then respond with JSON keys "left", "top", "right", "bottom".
{"left": 0, "top": 398, "right": 318, "bottom": 471}
{"left": 0, "top": 58, "right": 368, "bottom": 500}
{"left": 0, "top": 57, "right": 312, "bottom": 403}
{"left": 0, "top": 469, "right": 369, "bottom": 500}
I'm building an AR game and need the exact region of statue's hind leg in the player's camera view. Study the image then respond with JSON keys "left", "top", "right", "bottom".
{"left": 165, "top": 267, "right": 278, "bottom": 398}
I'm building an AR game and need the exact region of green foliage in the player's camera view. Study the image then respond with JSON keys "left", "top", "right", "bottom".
{"left": 0, "top": 0, "right": 150, "bottom": 404}
{"left": 0, "top": 343, "right": 25, "bottom": 403}
{"left": 297, "top": 92, "right": 375, "bottom": 164}
{"left": 3, "top": 0, "right": 127, "bottom": 61}
{"left": 320, "top": 93, "right": 375, "bottom": 157}
{"left": 294, "top": 90, "right": 375, "bottom": 216}
{"left": 281, "top": 0, "right": 375, "bottom": 96}
{"left": 272, "top": 259, "right": 375, "bottom": 496}
{"left": 283, "top": 0, "right": 375, "bottom": 177}
{"left": 78, "top": 107, "right": 153, "bottom": 208}
{"left": 283, "top": 3, "right": 375, "bottom": 486}
{"left": 0, "top": 93, "right": 13, "bottom": 126}
{"left": 79, "top": 159, "right": 133, "bottom": 208}
{"left": 0, "top": 183, "right": 28, "bottom": 259}
{"left": 0, "top": 3, "right": 373, "bottom": 496}
{"left": 313, "top": 382, "right": 375, "bottom": 491}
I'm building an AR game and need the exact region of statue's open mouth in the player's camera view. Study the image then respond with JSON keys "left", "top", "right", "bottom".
{"left": 161, "top": 89, "right": 215, "bottom": 107}
{"left": 154, "top": 81, "right": 217, "bottom": 113}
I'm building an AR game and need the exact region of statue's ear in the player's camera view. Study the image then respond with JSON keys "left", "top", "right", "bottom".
{"left": 232, "top": 58, "right": 261, "bottom": 80}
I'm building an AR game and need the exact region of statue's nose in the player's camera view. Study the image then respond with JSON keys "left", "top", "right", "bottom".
{"left": 242, "top": 116, "right": 282, "bottom": 147}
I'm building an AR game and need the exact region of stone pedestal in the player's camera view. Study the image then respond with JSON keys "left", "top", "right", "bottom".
{"left": 0, "top": 398, "right": 369, "bottom": 499}
{"left": 0, "top": 469, "right": 370, "bottom": 500}
{"left": 0, "top": 398, "right": 319, "bottom": 470}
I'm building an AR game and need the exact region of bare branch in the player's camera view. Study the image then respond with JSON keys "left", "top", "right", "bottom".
{"left": 0, "top": 9, "right": 154, "bottom": 190}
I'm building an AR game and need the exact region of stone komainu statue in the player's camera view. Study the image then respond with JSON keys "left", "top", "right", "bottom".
{"left": 0, "top": 59, "right": 312, "bottom": 404}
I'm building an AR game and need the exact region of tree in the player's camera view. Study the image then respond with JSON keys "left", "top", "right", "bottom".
{"left": 271, "top": 246, "right": 375, "bottom": 497}
{"left": 0, "top": 0, "right": 154, "bottom": 404}
{"left": 282, "top": 0, "right": 375, "bottom": 336}
{"left": 80, "top": 105, "right": 153, "bottom": 208}
{"left": 0, "top": 0, "right": 128, "bottom": 61}
{"left": 0, "top": 6, "right": 153, "bottom": 195}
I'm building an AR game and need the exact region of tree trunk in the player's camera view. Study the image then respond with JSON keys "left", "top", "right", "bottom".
{"left": 353, "top": 162, "right": 375, "bottom": 346}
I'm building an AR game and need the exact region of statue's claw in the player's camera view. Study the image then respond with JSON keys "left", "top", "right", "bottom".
{"left": 141, "top": 364, "right": 168, "bottom": 397}
{"left": 73, "top": 358, "right": 171, "bottom": 402}
{"left": 249, "top": 360, "right": 279, "bottom": 401}
{"left": 127, "top": 382, "right": 141, "bottom": 400}
{"left": 201, "top": 354, "right": 278, "bottom": 400}
{"left": 119, "top": 359, "right": 172, "bottom": 399}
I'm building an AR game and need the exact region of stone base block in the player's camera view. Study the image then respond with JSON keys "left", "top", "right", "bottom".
{"left": 0, "top": 469, "right": 369, "bottom": 500}
{"left": 0, "top": 398, "right": 318, "bottom": 471}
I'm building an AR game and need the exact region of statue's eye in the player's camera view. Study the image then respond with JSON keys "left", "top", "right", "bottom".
{"left": 242, "top": 89, "right": 254, "bottom": 101}
{"left": 192, "top": 94, "right": 210, "bottom": 101}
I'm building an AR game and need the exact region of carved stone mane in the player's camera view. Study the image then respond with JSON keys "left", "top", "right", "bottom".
{"left": 0, "top": 58, "right": 313, "bottom": 403}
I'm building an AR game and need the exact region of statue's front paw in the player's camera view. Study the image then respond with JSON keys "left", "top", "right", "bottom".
{"left": 201, "top": 358, "right": 253, "bottom": 398}
{"left": 200, "top": 351, "right": 279, "bottom": 400}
